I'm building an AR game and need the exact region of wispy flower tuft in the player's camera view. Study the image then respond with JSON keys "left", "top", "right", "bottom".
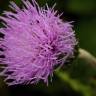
{"left": 0, "top": 0, "right": 77, "bottom": 85}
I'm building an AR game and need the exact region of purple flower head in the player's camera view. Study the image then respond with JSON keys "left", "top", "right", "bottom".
{"left": 0, "top": 0, "right": 77, "bottom": 85}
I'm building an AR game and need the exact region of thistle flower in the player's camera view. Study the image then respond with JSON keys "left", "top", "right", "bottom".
{"left": 0, "top": 0, "right": 77, "bottom": 85}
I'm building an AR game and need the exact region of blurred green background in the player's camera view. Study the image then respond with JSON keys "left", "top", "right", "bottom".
{"left": 0, "top": 0, "right": 96, "bottom": 96}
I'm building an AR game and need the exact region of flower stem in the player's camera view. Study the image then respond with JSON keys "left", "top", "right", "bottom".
{"left": 79, "top": 48, "right": 96, "bottom": 67}
{"left": 55, "top": 48, "right": 96, "bottom": 96}
{"left": 55, "top": 70, "right": 93, "bottom": 96}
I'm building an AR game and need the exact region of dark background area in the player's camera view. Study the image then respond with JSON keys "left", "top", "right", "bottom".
{"left": 0, "top": 0, "right": 96, "bottom": 96}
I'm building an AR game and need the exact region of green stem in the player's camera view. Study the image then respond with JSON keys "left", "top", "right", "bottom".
{"left": 79, "top": 48, "right": 96, "bottom": 67}
{"left": 55, "top": 48, "right": 96, "bottom": 96}
{"left": 55, "top": 70, "right": 93, "bottom": 96}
